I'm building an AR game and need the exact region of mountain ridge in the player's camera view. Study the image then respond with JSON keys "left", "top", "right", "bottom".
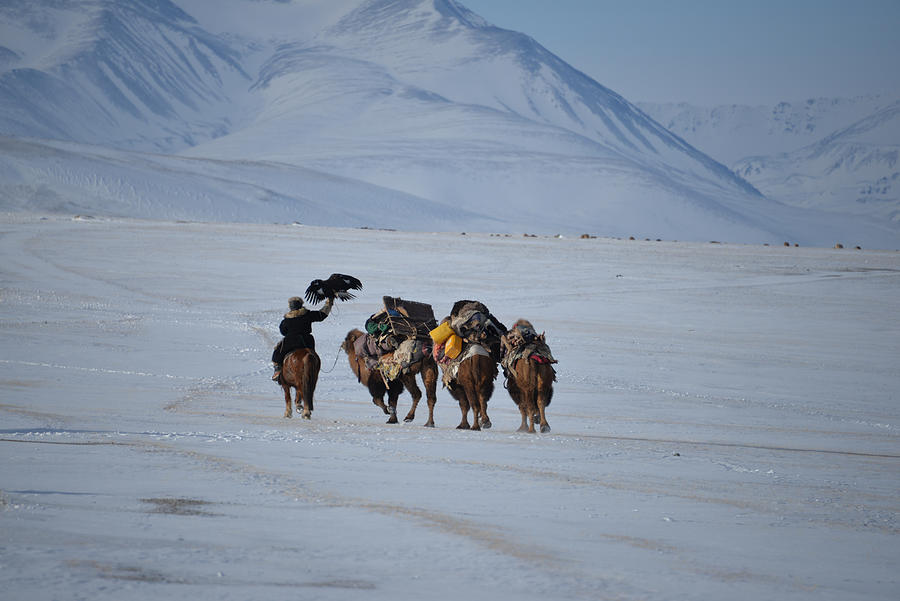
{"left": 0, "top": 0, "right": 897, "bottom": 247}
{"left": 637, "top": 95, "right": 893, "bottom": 164}
{"left": 0, "top": 0, "right": 251, "bottom": 150}
{"left": 733, "top": 101, "right": 900, "bottom": 224}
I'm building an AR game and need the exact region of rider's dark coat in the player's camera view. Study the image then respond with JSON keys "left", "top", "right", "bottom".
{"left": 272, "top": 306, "right": 330, "bottom": 363}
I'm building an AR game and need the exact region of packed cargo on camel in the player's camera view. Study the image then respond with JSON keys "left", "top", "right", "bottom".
{"left": 431, "top": 300, "right": 507, "bottom": 430}
{"left": 342, "top": 297, "right": 439, "bottom": 426}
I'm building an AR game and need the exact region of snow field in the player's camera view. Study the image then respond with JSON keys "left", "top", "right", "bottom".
{"left": 1, "top": 215, "right": 898, "bottom": 600}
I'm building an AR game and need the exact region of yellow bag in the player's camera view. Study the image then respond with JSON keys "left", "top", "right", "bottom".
{"left": 429, "top": 321, "right": 454, "bottom": 345}
{"left": 444, "top": 334, "right": 463, "bottom": 359}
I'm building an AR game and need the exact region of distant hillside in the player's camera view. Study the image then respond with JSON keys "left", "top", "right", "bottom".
{"left": 638, "top": 96, "right": 892, "bottom": 164}
{"left": 0, "top": 135, "right": 503, "bottom": 230}
{"left": 734, "top": 101, "right": 900, "bottom": 225}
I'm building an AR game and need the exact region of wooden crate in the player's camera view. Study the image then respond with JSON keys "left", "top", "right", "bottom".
{"left": 382, "top": 296, "right": 437, "bottom": 341}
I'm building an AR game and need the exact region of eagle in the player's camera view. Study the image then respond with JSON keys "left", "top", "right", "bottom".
{"left": 304, "top": 273, "right": 363, "bottom": 303}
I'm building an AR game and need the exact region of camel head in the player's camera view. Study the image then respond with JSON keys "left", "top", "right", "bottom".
{"left": 342, "top": 328, "right": 364, "bottom": 354}
{"left": 513, "top": 318, "right": 535, "bottom": 330}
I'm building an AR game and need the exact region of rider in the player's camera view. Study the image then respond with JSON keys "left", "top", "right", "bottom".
{"left": 271, "top": 295, "right": 334, "bottom": 380}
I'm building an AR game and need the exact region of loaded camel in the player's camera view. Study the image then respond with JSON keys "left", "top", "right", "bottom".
{"left": 446, "top": 348, "right": 498, "bottom": 430}
{"left": 341, "top": 329, "right": 439, "bottom": 427}
{"left": 501, "top": 319, "right": 556, "bottom": 433}
{"left": 436, "top": 300, "right": 507, "bottom": 431}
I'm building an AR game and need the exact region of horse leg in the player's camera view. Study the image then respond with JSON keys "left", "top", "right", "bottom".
{"left": 402, "top": 374, "right": 422, "bottom": 423}
{"left": 296, "top": 387, "right": 310, "bottom": 420}
{"left": 282, "top": 385, "right": 292, "bottom": 418}
{"left": 303, "top": 387, "right": 313, "bottom": 420}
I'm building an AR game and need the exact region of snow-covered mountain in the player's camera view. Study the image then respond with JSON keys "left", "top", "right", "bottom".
{"left": 638, "top": 96, "right": 892, "bottom": 165}
{"left": 0, "top": 0, "right": 253, "bottom": 150}
{"left": 178, "top": 0, "right": 789, "bottom": 239}
{"left": 1, "top": 0, "right": 897, "bottom": 247}
{"left": 734, "top": 101, "right": 900, "bottom": 224}
{"left": 0, "top": 134, "right": 503, "bottom": 230}
{"left": 639, "top": 97, "right": 900, "bottom": 228}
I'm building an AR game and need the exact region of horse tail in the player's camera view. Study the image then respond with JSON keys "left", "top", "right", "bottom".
{"left": 302, "top": 351, "right": 321, "bottom": 412}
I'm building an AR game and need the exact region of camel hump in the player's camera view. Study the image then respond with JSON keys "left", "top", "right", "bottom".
{"left": 502, "top": 319, "right": 556, "bottom": 370}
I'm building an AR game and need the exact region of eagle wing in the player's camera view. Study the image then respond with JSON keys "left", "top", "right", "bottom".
{"left": 304, "top": 279, "right": 329, "bottom": 304}
{"left": 324, "top": 273, "right": 363, "bottom": 301}
{"left": 305, "top": 273, "right": 363, "bottom": 303}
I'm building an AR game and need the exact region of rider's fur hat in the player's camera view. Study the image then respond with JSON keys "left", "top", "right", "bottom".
{"left": 288, "top": 296, "right": 304, "bottom": 311}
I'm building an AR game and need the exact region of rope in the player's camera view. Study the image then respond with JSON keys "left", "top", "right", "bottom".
{"left": 319, "top": 343, "right": 344, "bottom": 374}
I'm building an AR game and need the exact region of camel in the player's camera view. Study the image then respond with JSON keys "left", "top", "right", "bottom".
{"left": 501, "top": 319, "right": 556, "bottom": 433}
{"left": 278, "top": 348, "right": 320, "bottom": 419}
{"left": 341, "top": 329, "right": 439, "bottom": 427}
{"left": 447, "top": 349, "right": 498, "bottom": 430}
{"left": 504, "top": 357, "right": 555, "bottom": 433}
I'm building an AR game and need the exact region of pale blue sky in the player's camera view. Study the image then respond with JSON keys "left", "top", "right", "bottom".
{"left": 460, "top": 0, "right": 900, "bottom": 106}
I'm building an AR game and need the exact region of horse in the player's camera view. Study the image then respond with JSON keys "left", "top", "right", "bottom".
{"left": 278, "top": 348, "right": 321, "bottom": 419}
{"left": 341, "top": 329, "right": 439, "bottom": 427}
{"left": 504, "top": 357, "right": 555, "bottom": 433}
{"left": 447, "top": 348, "right": 498, "bottom": 430}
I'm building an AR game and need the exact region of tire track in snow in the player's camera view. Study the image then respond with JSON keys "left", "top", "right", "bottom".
{"left": 0, "top": 414, "right": 569, "bottom": 574}
{"left": 549, "top": 432, "right": 900, "bottom": 460}
{"left": 135, "top": 439, "right": 568, "bottom": 570}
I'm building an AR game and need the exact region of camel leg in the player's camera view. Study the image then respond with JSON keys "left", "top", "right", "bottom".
{"left": 517, "top": 403, "right": 529, "bottom": 432}
{"left": 537, "top": 393, "right": 550, "bottom": 433}
{"left": 386, "top": 389, "right": 400, "bottom": 424}
{"left": 403, "top": 397, "right": 420, "bottom": 423}
{"left": 468, "top": 385, "right": 482, "bottom": 432}
{"left": 282, "top": 385, "right": 292, "bottom": 418}
{"left": 423, "top": 394, "right": 436, "bottom": 428}
{"left": 422, "top": 364, "right": 438, "bottom": 428}
{"left": 479, "top": 405, "right": 491, "bottom": 429}
{"left": 456, "top": 393, "right": 471, "bottom": 430}
{"left": 373, "top": 396, "right": 390, "bottom": 415}
{"left": 526, "top": 391, "right": 537, "bottom": 434}
{"left": 402, "top": 375, "right": 422, "bottom": 423}
{"left": 477, "top": 387, "right": 491, "bottom": 430}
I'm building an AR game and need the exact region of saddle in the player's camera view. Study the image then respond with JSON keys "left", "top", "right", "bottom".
{"left": 360, "top": 297, "right": 437, "bottom": 382}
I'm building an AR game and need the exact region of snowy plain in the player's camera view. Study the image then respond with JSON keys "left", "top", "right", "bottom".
{"left": 1, "top": 213, "right": 898, "bottom": 601}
